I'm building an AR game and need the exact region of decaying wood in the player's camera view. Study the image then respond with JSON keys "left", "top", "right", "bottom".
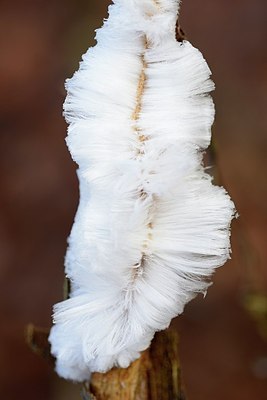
{"left": 25, "top": 323, "right": 54, "bottom": 362}
{"left": 86, "top": 330, "right": 185, "bottom": 400}
{"left": 26, "top": 325, "right": 185, "bottom": 399}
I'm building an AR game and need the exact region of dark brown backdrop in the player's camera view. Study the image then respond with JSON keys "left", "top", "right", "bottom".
{"left": 1, "top": 0, "right": 267, "bottom": 399}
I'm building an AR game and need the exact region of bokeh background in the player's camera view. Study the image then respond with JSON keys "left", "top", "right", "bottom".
{"left": 1, "top": 0, "right": 267, "bottom": 399}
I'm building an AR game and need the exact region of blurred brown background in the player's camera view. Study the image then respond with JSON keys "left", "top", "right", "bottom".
{"left": 1, "top": 0, "right": 267, "bottom": 399}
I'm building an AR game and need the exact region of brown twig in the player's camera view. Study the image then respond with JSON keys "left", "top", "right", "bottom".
{"left": 88, "top": 330, "right": 186, "bottom": 400}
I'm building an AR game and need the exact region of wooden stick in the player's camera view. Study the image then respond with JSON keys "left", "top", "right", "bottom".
{"left": 86, "top": 330, "right": 186, "bottom": 400}
{"left": 26, "top": 325, "right": 186, "bottom": 399}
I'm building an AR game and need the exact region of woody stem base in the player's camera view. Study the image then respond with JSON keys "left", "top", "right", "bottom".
{"left": 85, "top": 330, "right": 185, "bottom": 400}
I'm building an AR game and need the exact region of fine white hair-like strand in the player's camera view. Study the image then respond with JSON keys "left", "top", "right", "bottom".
{"left": 49, "top": 0, "right": 235, "bottom": 382}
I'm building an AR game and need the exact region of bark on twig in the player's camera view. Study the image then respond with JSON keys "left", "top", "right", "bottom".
{"left": 86, "top": 330, "right": 185, "bottom": 400}
{"left": 26, "top": 327, "right": 185, "bottom": 399}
